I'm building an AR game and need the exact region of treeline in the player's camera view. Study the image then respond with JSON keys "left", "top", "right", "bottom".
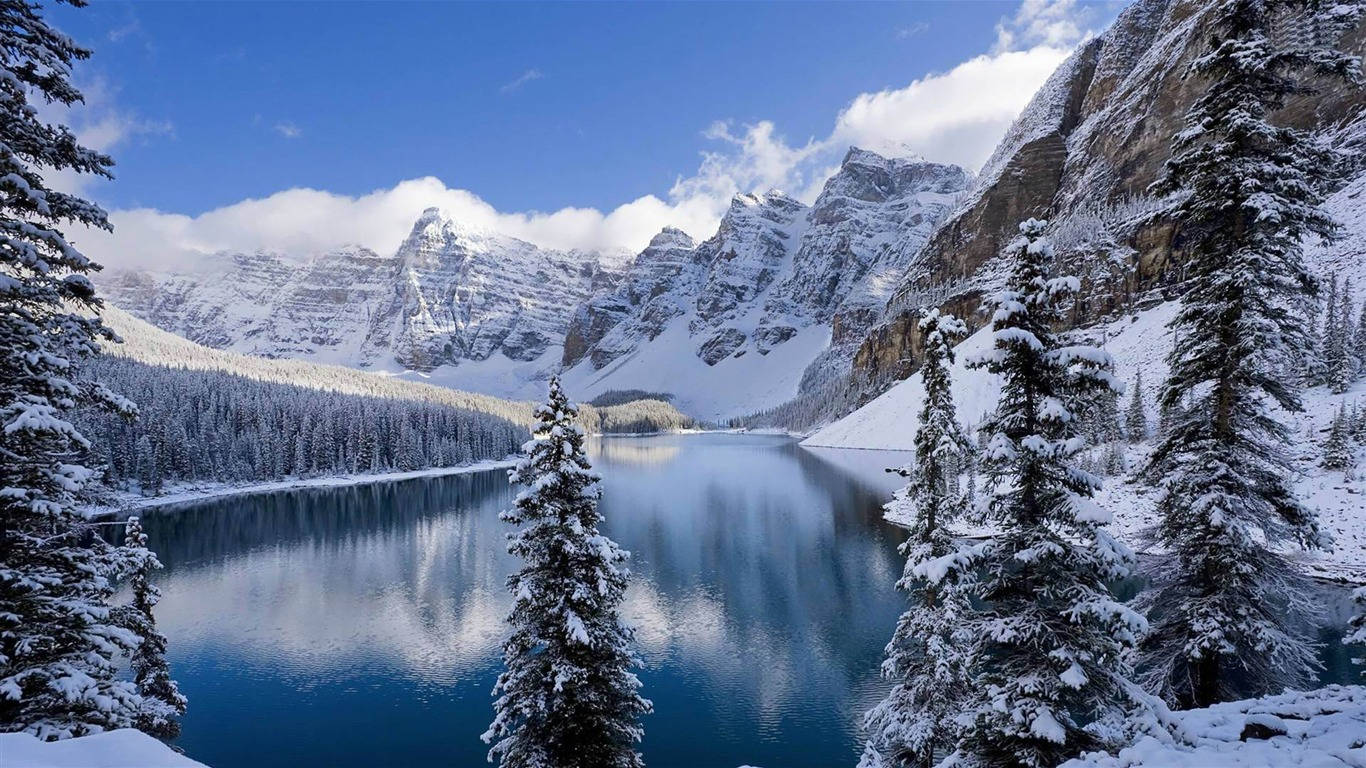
{"left": 588, "top": 389, "right": 675, "bottom": 407}
{"left": 589, "top": 398, "right": 696, "bottom": 434}
{"left": 77, "top": 358, "right": 527, "bottom": 494}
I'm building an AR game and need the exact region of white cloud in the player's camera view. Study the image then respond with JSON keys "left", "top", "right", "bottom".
{"left": 993, "top": 0, "right": 1096, "bottom": 53}
{"left": 81, "top": 1, "right": 1096, "bottom": 273}
{"left": 78, "top": 177, "right": 728, "bottom": 272}
{"left": 499, "top": 68, "right": 543, "bottom": 94}
{"left": 826, "top": 45, "right": 1073, "bottom": 171}
{"left": 274, "top": 121, "right": 302, "bottom": 139}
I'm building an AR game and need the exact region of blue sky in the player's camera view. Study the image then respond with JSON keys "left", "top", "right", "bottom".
{"left": 50, "top": 1, "right": 1123, "bottom": 268}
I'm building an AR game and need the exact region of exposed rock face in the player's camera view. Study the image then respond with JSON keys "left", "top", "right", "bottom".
{"left": 850, "top": 0, "right": 1366, "bottom": 395}
{"left": 101, "top": 208, "right": 608, "bottom": 378}
{"left": 375, "top": 209, "right": 602, "bottom": 369}
{"left": 561, "top": 150, "right": 973, "bottom": 392}
{"left": 766, "top": 148, "right": 971, "bottom": 325}
{"left": 560, "top": 227, "right": 702, "bottom": 369}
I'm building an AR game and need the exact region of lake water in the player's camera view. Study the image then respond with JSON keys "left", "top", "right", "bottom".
{"left": 131, "top": 433, "right": 1358, "bottom": 768}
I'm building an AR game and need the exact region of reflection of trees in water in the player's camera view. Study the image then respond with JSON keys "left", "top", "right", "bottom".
{"left": 127, "top": 471, "right": 511, "bottom": 571}
{"left": 588, "top": 436, "right": 682, "bottom": 467}
{"left": 122, "top": 436, "right": 933, "bottom": 758}
{"left": 594, "top": 438, "right": 908, "bottom": 739}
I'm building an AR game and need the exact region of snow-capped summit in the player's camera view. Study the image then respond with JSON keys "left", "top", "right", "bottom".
{"left": 100, "top": 208, "right": 613, "bottom": 398}
{"left": 559, "top": 152, "right": 972, "bottom": 418}
{"left": 102, "top": 149, "right": 971, "bottom": 415}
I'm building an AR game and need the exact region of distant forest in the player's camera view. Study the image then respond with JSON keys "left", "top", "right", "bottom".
{"left": 76, "top": 358, "right": 696, "bottom": 495}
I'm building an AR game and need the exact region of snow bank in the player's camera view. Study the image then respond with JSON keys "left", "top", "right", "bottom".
{"left": 563, "top": 319, "right": 831, "bottom": 423}
{"left": 804, "top": 302, "right": 1177, "bottom": 452}
{"left": 1062, "top": 685, "right": 1366, "bottom": 768}
{"left": 0, "top": 729, "right": 207, "bottom": 767}
{"left": 91, "top": 459, "right": 516, "bottom": 515}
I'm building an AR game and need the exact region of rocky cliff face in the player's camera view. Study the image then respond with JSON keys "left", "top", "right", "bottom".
{"left": 850, "top": 0, "right": 1366, "bottom": 394}
{"left": 100, "top": 208, "right": 611, "bottom": 386}
{"left": 561, "top": 150, "right": 972, "bottom": 385}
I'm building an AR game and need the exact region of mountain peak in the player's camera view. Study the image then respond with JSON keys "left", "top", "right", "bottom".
{"left": 647, "top": 227, "right": 696, "bottom": 250}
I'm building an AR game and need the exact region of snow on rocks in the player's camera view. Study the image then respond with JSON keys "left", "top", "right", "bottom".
{"left": 1061, "top": 685, "right": 1366, "bottom": 768}
{"left": 0, "top": 729, "right": 208, "bottom": 767}
{"left": 806, "top": 300, "right": 1366, "bottom": 582}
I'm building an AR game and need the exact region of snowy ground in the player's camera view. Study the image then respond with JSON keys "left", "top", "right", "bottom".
{"left": 562, "top": 316, "right": 832, "bottom": 423}
{"left": 1061, "top": 685, "right": 1366, "bottom": 768}
{"left": 804, "top": 301, "right": 1366, "bottom": 582}
{"left": 88, "top": 458, "right": 516, "bottom": 516}
{"left": 0, "top": 729, "right": 208, "bottom": 767}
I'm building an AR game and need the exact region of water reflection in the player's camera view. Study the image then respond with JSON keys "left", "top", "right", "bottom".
{"left": 137, "top": 434, "right": 909, "bottom": 768}
{"left": 127, "top": 434, "right": 1358, "bottom": 768}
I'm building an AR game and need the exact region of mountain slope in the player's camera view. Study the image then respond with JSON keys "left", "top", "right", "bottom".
{"left": 97, "top": 305, "right": 693, "bottom": 434}
{"left": 99, "top": 208, "right": 619, "bottom": 401}
{"left": 560, "top": 150, "right": 971, "bottom": 419}
{"left": 849, "top": 0, "right": 1366, "bottom": 393}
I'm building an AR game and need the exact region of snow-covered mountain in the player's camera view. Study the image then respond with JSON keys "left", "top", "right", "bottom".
{"left": 560, "top": 150, "right": 971, "bottom": 418}
{"left": 103, "top": 150, "right": 969, "bottom": 417}
{"left": 100, "top": 208, "right": 623, "bottom": 399}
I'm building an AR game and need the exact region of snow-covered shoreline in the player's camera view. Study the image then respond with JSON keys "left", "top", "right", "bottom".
{"left": 89, "top": 458, "right": 517, "bottom": 516}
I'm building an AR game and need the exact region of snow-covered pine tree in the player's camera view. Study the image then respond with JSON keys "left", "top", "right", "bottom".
{"left": 1087, "top": 385, "right": 1124, "bottom": 446}
{"left": 1136, "top": 0, "right": 1362, "bottom": 709}
{"left": 1301, "top": 278, "right": 1326, "bottom": 385}
{"left": 1324, "top": 273, "right": 1343, "bottom": 388}
{"left": 1321, "top": 403, "right": 1355, "bottom": 471}
{"left": 953, "top": 219, "right": 1146, "bottom": 768}
{"left": 860, "top": 309, "right": 975, "bottom": 768}
{"left": 0, "top": 0, "right": 149, "bottom": 739}
{"left": 1125, "top": 373, "right": 1148, "bottom": 442}
{"left": 115, "top": 517, "right": 185, "bottom": 739}
{"left": 483, "top": 377, "right": 649, "bottom": 768}
{"left": 1332, "top": 278, "right": 1356, "bottom": 393}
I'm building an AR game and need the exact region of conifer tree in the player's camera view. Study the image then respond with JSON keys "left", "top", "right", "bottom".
{"left": 1125, "top": 373, "right": 1148, "bottom": 442}
{"left": 483, "top": 378, "right": 649, "bottom": 768}
{"left": 1302, "top": 280, "right": 1326, "bottom": 385}
{"left": 115, "top": 517, "right": 186, "bottom": 740}
{"left": 1332, "top": 278, "right": 1356, "bottom": 393}
{"left": 1321, "top": 403, "right": 1354, "bottom": 471}
{"left": 0, "top": 0, "right": 148, "bottom": 739}
{"left": 952, "top": 220, "right": 1146, "bottom": 768}
{"left": 1136, "top": 0, "right": 1361, "bottom": 708}
{"left": 861, "top": 309, "right": 974, "bottom": 768}
{"left": 1324, "top": 273, "right": 1342, "bottom": 387}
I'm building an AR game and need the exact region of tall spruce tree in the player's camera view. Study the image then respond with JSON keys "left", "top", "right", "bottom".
{"left": 483, "top": 377, "right": 649, "bottom": 768}
{"left": 1136, "top": 0, "right": 1361, "bottom": 708}
{"left": 115, "top": 517, "right": 185, "bottom": 739}
{"left": 953, "top": 220, "right": 1146, "bottom": 768}
{"left": 1332, "top": 278, "right": 1356, "bottom": 392}
{"left": 860, "top": 309, "right": 974, "bottom": 768}
{"left": 1321, "top": 403, "right": 1355, "bottom": 471}
{"left": 1324, "top": 273, "right": 1343, "bottom": 388}
{"left": 0, "top": 0, "right": 148, "bottom": 739}
{"left": 1125, "top": 373, "right": 1148, "bottom": 442}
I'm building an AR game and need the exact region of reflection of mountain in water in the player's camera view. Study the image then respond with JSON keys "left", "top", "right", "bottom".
{"left": 130, "top": 471, "right": 511, "bottom": 570}
{"left": 136, "top": 434, "right": 909, "bottom": 768}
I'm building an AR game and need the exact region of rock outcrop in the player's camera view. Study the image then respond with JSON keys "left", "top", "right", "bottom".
{"left": 850, "top": 0, "right": 1366, "bottom": 395}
